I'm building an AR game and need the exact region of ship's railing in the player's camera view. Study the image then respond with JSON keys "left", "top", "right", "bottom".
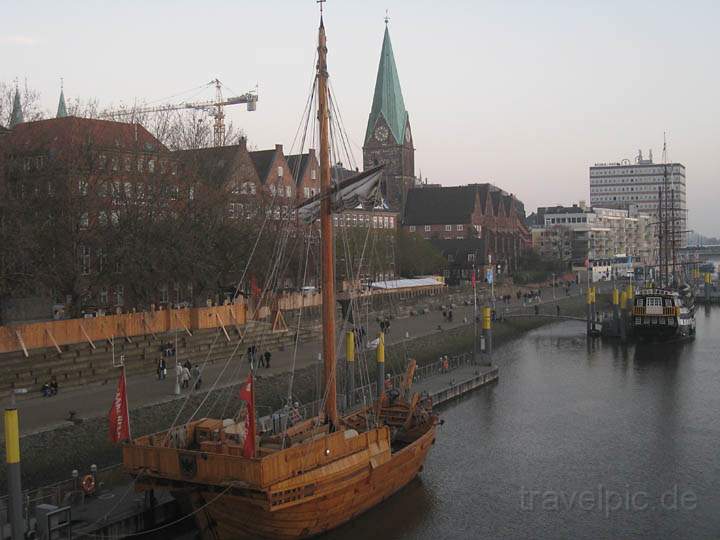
{"left": 270, "top": 352, "right": 476, "bottom": 430}
{"left": 123, "top": 424, "right": 387, "bottom": 489}
{"left": 633, "top": 307, "right": 679, "bottom": 316}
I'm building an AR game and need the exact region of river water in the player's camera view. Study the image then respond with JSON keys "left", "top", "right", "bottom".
{"left": 326, "top": 305, "right": 720, "bottom": 539}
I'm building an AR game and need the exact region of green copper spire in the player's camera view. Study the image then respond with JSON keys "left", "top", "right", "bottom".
{"left": 364, "top": 25, "right": 408, "bottom": 145}
{"left": 9, "top": 86, "right": 24, "bottom": 127}
{"left": 56, "top": 80, "right": 68, "bottom": 118}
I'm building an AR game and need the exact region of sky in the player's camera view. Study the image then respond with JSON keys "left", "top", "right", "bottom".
{"left": 3, "top": 0, "right": 719, "bottom": 235}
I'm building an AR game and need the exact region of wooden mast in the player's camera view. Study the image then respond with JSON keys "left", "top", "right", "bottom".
{"left": 317, "top": 15, "right": 338, "bottom": 427}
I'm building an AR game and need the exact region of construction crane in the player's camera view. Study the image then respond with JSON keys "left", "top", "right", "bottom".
{"left": 103, "top": 79, "right": 258, "bottom": 147}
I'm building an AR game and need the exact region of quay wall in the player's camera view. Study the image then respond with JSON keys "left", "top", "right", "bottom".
{"left": 0, "top": 290, "right": 601, "bottom": 492}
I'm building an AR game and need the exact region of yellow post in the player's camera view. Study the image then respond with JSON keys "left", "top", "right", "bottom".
{"left": 626, "top": 284, "right": 633, "bottom": 301}
{"left": 376, "top": 332, "right": 385, "bottom": 399}
{"left": 482, "top": 307, "right": 491, "bottom": 331}
{"left": 345, "top": 331, "right": 355, "bottom": 408}
{"left": 5, "top": 405, "right": 25, "bottom": 539}
{"left": 482, "top": 307, "right": 493, "bottom": 358}
{"left": 612, "top": 288, "right": 619, "bottom": 305}
{"left": 586, "top": 287, "right": 592, "bottom": 336}
{"left": 4, "top": 408, "right": 20, "bottom": 464}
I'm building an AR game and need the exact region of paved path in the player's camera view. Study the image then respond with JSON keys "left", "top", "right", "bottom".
{"left": 14, "top": 282, "right": 598, "bottom": 435}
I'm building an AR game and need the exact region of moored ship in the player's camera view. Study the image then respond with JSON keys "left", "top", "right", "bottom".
{"left": 632, "top": 284, "right": 695, "bottom": 340}
{"left": 120, "top": 10, "right": 439, "bottom": 539}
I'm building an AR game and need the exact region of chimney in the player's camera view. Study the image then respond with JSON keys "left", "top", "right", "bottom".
{"left": 579, "top": 200, "right": 586, "bottom": 210}
{"left": 275, "top": 144, "right": 283, "bottom": 153}
{"left": 239, "top": 136, "right": 247, "bottom": 149}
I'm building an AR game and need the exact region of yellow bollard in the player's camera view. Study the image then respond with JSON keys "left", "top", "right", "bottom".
{"left": 376, "top": 332, "right": 385, "bottom": 399}
{"left": 5, "top": 404, "right": 24, "bottom": 539}
{"left": 345, "top": 331, "right": 355, "bottom": 407}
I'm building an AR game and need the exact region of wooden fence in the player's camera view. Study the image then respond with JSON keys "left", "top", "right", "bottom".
{"left": 0, "top": 303, "right": 246, "bottom": 356}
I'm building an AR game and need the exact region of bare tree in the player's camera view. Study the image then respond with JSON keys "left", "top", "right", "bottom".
{"left": 0, "top": 80, "right": 44, "bottom": 126}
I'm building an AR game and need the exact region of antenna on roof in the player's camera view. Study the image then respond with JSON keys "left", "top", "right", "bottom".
{"left": 384, "top": 9, "right": 390, "bottom": 25}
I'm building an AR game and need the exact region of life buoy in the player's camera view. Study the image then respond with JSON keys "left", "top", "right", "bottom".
{"left": 81, "top": 474, "right": 95, "bottom": 494}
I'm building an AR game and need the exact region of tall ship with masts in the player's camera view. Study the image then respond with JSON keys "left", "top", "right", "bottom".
{"left": 120, "top": 10, "right": 439, "bottom": 539}
{"left": 632, "top": 141, "right": 696, "bottom": 341}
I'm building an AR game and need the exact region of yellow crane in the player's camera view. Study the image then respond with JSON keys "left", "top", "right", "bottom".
{"left": 103, "top": 78, "right": 258, "bottom": 147}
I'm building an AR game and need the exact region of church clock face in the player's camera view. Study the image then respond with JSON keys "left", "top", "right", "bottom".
{"left": 374, "top": 125, "right": 389, "bottom": 143}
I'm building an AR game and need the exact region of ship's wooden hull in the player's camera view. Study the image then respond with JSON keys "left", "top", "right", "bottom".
{"left": 188, "top": 424, "right": 436, "bottom": 540}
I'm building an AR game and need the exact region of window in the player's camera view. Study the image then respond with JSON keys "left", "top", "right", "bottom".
{"left": 285, "top": 186, "right": 292, "bottom": 197}
{"left": 79, "top": 245, "right": 90, "bottom": 275}
{"left": 115, "top": 285, "right": 124, "bottom": 306}
{"left": 277, "top": 166, "right": 283, "bottom": 177}
{"left": 160, "top": 284, "right": 169, "bottom": 303}
{"left": 189, "top": 186, "right": 195, "bottom": 200}
{"left": 304, "top": 187, "right": 310, "bottom": 198}
{"left": 389, "top": 217, "right": 394, "bottom": 228}
{"left": 100, "top": 288, "right": 108, "bottom": 305}
{"left": 79, "top": 212, "right": 89, "bottom": 229}
{"left": 269, "top": 185, "right": 276, "bottom": 196}
{"left": 445, "top": 225, "right": 452, "bottom": 231}
{"left": 137, "top": 158, "right": 144, "bottom": 172}
{"left": 98, "top": 248, "right": 107, "bottom": 272}
{"left": 311, "top": 169, "right": 317, "bottom": 180}
{"left": 78, "top": 179, "right": 88, "bottom": 196}
{"left": 457, "top": 224, "right": 464, "bottom": 231}
{"left": 646, "top": 297, "right": 662, "bottom": 307}
{"left": 148, "top": 159, "right": 155, "bottom": 173}
{"left": 124, "top": 157, "right": 131, "bottom": 172}
{"left": 423, "top": 225, "right": 431, "bottom": 232}
{"left": 409, "top": 225, "right": 416, "bottom": 232}
{"left": 99, "top": 211, "right": 108, "bottom": 225}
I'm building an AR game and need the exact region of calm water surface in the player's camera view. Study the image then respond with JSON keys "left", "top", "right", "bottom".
{"left": 325, "top": 305, "right": 720, "bottom": 539}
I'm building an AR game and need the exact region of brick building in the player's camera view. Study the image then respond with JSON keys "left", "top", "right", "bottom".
{"left": 402, "top": 183, "right": 529, "bottom": 274}
{"left": 0, "top": 115, "right": 186, "bottom": 315}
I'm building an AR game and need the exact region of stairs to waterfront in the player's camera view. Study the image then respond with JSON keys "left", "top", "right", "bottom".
{"left": 0, "top": 320, "right": 318, "bottom": 396}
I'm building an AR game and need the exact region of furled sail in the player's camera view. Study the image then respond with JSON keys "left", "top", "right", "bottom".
{"left": 297, "top": 165, "right": 384, "bottom": 223}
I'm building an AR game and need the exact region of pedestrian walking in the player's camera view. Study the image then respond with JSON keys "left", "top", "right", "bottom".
{"left": 157, "top": 357, "right": 167, "bottom": 380}
{"left": 264, "top": 350, "right": 271, "bottom": 369}
{"left": 556, "top": 304, "right": 561, "bottom": 317}
{"left": 192, "top": 364, "right": 202, "bottom": 390}
{"left": 181, "top": 366, "right": 191, "bottom": 389}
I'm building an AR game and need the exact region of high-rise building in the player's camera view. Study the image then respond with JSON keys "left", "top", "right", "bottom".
{"left": 363, "top": 22, "right": 414, "bottom": 211}
{"left": 589, "top": 150, "right": 687, "bottom": 246}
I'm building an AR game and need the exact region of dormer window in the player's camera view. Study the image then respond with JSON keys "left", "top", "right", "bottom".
{"left": 277, "top": 166, "right": 283, "bottom": 177}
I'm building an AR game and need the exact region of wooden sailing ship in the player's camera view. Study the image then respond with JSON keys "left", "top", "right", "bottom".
{"left": 122, "top": 13, "right": 439, "bottom": 540}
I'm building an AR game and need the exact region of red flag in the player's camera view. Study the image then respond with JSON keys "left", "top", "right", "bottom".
{"left": 239, "top": 373, "right": 256, "bottom": 458}
{"left": 108, "top": 367, "right": 131, "bottom": 443}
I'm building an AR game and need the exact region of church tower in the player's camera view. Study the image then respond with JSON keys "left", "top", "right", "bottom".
{"left": 363, "top": 21, "right": 414, "bottom": 211}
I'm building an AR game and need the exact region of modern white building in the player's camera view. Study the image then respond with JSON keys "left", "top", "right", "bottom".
{"left": 589, "top": 150, "right": 686, "bottom": 246}
{"left": 530, "top": 202, "right": 653, "bottom": 268}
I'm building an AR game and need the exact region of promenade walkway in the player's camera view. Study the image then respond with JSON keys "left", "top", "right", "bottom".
{"left": 13, "top": 282, "right": 596, "bottom": 435}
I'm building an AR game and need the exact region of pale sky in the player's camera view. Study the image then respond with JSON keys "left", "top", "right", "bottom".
{"left": 3, "top": 0, "right": 719, "bottom": 235}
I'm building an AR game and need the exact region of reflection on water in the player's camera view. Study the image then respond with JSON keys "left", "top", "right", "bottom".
{"left": 324, "top": 307, "right": 720, "bottom": 540}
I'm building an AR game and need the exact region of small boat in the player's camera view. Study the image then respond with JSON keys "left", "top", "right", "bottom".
{"left": 120, "top": 10, "right": 439, "bottom": 539}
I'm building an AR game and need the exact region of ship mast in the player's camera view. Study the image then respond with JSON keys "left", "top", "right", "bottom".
{"left": 317, "top": 14, "right": 339, "bottom": 428}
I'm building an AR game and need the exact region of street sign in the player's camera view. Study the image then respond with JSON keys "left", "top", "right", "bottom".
{"left": 486, "top": 270, "right": 493, "bottom": 284}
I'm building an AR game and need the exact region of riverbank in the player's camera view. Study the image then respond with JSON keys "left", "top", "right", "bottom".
{"left": 1, "top": 287, "right": 605, "bottom": 491}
